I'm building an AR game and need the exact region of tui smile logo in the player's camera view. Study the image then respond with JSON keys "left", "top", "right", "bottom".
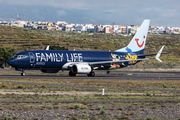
{"left": 135, "top": 36, "right": 145, "bottom": 48}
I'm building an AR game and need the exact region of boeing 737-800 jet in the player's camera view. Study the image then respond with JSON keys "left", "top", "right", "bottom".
{"left": 7, "top": 19, "right": 165, "bottom": 77}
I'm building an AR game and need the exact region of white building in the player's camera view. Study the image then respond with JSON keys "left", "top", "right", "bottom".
{"left": 74, "top": 26, "right": 86, "bottom": 31}
{"left": 87, "top": 28, "right": 97, "bottom": 33}
{"left": 10, "top": 21, "right": 27, "bottom": 27}
{"left": 56, "top": 21, "right": 67, "bottom": 25}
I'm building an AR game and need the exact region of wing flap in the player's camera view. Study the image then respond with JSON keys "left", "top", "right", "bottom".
{"left": 89, "top": 58, "right": 149, "bottom": 66}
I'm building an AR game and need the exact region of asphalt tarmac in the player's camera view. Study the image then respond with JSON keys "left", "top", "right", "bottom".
{"left": 0, "top": 70, "right": 180, "bottom": 80}
{"left": 0, "top": 70, "right": 180, "bottom": 92}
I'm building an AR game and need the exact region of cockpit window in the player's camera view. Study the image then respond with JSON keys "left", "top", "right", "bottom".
{"left": 13, "top": 55, "right": 18, "bottom": 58}
{"left": 18, "top": 55, "right": 24, "bottom": 59}
{"left": 13, "top": 55, "right": 27, "bottom": 59}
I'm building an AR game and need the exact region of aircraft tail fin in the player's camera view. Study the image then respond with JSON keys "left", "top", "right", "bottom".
{"left": 115, "top": 19, "right": 150, "bottom": 54}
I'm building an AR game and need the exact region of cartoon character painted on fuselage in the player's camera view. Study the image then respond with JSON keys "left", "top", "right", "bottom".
{"left": 109, "top": 53, "right": 121, "bottom": 69}
{"left": 125, "top": 47, "right": 138, "bottom": 64}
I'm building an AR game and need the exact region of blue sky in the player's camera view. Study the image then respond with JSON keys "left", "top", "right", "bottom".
{"left": 0, "top": 0, "right": 180, "bottom": 26}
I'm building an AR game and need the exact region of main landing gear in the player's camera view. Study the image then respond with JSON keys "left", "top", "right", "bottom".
{"left": 69, "top": 71, "right": 76, "bottom": 76}
{"left": 87, "top": 71, "right": 95, "bottom": 77}
{"left": 69, "top": 71, "right": 95, "bottom": 77}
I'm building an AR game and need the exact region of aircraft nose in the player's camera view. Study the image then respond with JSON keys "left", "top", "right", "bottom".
{"left": 7, "top": 58, "right": 14, "bottom": 66}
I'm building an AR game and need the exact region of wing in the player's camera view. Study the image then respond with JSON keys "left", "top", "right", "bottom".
{"left": 89, "top": 58, "right": 149, "bottom": 66}
{"left": 89, "top": 45, "right": 165, "bottom": 66}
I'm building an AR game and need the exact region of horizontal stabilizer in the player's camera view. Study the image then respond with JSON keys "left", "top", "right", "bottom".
{"left": 137, "top": 53, "right": 167, "bottom": 57}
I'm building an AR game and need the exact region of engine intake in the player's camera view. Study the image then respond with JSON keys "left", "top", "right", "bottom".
{"left": 72, "top": 64, "right": 91, "bottom": 74}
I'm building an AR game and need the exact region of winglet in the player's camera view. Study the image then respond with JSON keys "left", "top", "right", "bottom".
{"left": 46, "top": 45, "right": 50, "bottom": 50}
{"left": 155, "top": 45, "right": 165, "bottom": 63}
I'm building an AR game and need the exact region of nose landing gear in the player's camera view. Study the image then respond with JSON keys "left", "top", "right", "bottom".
{"left": 21, "top": 72, "right": 26, "bottom": 76}
{"left": 15, "top": 68, "right": 25, "bottom": 76}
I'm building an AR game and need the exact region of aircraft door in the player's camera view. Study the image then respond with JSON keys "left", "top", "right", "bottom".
{"left": 29, "top": 52, "right": 35, "bottom": 67}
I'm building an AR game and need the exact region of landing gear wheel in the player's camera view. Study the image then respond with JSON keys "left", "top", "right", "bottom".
{"left": 21, "top": 73, "right": 25, "bottom": 76}
{"left": 69, "top": 71, "right": 76, "bottom": 76}
{"left": 87, "top": 72, "right": 95, "bottom": 77}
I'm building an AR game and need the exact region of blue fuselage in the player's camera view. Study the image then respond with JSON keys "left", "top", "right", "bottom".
{"left": 7, "top": 50, "right": 140, "bottom": 70}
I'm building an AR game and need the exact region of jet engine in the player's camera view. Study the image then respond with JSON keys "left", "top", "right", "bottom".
{"left": 71, "top": 64, "right": 91, "bottom": 74}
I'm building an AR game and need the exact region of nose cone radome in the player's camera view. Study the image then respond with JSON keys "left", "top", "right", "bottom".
{"left": 7, "top": 58, "right": 14, "bottom": 66}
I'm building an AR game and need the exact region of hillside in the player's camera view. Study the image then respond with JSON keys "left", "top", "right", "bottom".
{"left": 0, "top": 25, "right": 180, "bottom": 68}
{"left": 0, "top": 25, "right": 133, "bottom": 52}
{"left": 0, "top": 25, "right": 54, "bottom": 51}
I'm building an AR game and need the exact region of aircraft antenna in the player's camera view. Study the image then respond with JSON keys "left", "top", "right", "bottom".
{"left": 17, "top": 14, "right": 21, "bottom": 21}
{"left": 113, "top": 22, "right": 115, "bottom": 30}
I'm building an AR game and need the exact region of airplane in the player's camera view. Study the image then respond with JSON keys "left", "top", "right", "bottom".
{"left": 7, "top": 19, "right": 165, "bottom": 77}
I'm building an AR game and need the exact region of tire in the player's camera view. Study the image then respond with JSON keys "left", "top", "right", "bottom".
{"left": 87, "top": 72, "right": 95, "bottom": 77}
{"left": 21, "top": 73, "right": 25, "bottom": 76}
{"left": 69, "top": 71, "right": 76, "bottom": 76}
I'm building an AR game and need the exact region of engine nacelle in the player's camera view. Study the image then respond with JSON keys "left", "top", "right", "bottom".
{"left": 41, "top": 70, "right": 59, "bottom": 73}
{"left": 72, "top": 64, "right": 91, "bottom": 74}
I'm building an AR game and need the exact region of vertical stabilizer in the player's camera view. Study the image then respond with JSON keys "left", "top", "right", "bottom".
{"left": 115, "top": 19, "right": 150, "bottom": 54}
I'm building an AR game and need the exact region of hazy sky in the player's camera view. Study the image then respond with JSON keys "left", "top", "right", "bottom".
{"left": 0, "top": 0, "right": 180, "bottom": 26}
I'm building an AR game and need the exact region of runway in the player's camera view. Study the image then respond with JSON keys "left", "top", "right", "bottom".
{"left": 0, "top": 70, "right": 180, "bottom": 80}
{"left": 0, "top": 70, "right": 180, "bottom": 92}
